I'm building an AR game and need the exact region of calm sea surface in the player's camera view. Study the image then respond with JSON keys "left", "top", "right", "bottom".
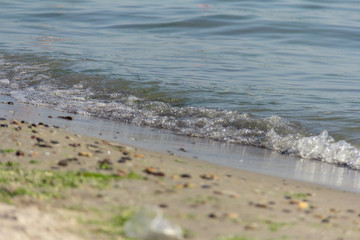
{"left": 1, "top": 0, "right": 360, "bottom": 169}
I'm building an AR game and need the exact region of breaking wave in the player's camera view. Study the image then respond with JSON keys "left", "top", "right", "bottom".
{"left": 1, "top": 54, "right": 360, "bottom": 170}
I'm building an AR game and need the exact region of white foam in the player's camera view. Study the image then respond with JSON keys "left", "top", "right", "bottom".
{"left": 0, "top": 79, "right": 10, "bottom": 85}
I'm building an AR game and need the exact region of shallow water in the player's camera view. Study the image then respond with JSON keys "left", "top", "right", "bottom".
{"left": 1, "top": 0, "right": 360, "bottom": 169}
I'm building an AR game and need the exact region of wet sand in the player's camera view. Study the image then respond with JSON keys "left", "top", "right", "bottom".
{"left": 1, "top": 113, "right": 360, "bottom": 239}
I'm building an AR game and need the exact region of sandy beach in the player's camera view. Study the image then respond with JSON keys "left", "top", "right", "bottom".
{"left": 0, "top": 114, "right": 360, "bottom": 240}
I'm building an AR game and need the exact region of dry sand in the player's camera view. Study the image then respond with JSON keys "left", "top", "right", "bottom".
{"left": 0, "top": 116, "right": 360, "bottom": 240}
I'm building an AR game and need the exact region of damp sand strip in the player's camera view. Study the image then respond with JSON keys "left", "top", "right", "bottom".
{"left": 0, "top": 118, "right": 360, "bottom": 240}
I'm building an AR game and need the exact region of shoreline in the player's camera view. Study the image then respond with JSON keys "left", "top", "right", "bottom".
{"left": 1, "top": 96, "right": 360, "bottom": 194}
{"left": 0, "top": 102, "right": 360, "bottom": 239}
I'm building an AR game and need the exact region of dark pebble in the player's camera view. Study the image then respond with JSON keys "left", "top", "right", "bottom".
{"left": 58, "top": 157, "right": 78, "bottom": 167}
{"left": 50, "top": 140, "right": 59, "bottom": 144}
{"left": 87, "top": 144, "right": 99, "bottom": 149}
{"left": 69, "top": 143, "right": 81, "bottom": 147}
{"left": 0, "top": 124, "right": 8, "bottom": 127}
{"left": 180, "top": 174, "right": 191, "bottom": 178}
{"left": 144, "top": 167, "right": 165, "bottom": 177}
{"left": 36, "top": 137, "right": 45, "bottom": 143}
{"left": 48, "top": 116, "right": 53, "bottom": 118}
{"left": 201, "top": 184, "right": 211, "bottom": 189}
{"left": 36, "top": 143, "right": 53, "bottom": 148}
{"left": 208, "top": 213, "right": 217, "bottom": 218}
{"left": 321, "top": 218, "right": 330, "bottom": 223}
{"left": 16, "top": 150, "right": 25, "bottom": 156}
{"left": 6, "top": 102, "right": 14, "bottom": 105}
{"left": 178, "top": 148, "right": 187, "bottom": 152}
{"left": 159, "top": 204, "right": 168, "bottom": 208}
{"left": 118, "top": 156, "right": 132, "bottom": 163}
{"left": 58, "top": 159, "right": 68, "bottom": 166}
{"left": 58, "top": 116, "right": 74, "bottom": 121}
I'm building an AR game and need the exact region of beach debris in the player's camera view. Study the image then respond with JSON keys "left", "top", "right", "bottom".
{"left": 144, "top": 167, "right": 165, "bottom": 177}
{"left": 78, "top": 152, "right": 92, "bottom": 157}
{"left": 200, "top": 174, "right": 218, "bottom": 180}
{"left": 124, "top": 205, "right": 183, "bottom": 240}
{"left": 135, "top": 154, "right": 144, "bottom": 158}
{"left": 58, "top": 116, "right": 74, "bottom": 121}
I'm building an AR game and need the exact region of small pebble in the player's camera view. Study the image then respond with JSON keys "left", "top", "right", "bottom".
{"left": 172, "top": 175, "right": 180, "bottom": 180}
{"left": 208, "top": 213, "right": 217, "bottom": 219}
{"left": 58, "top": 116, "right": 74, "bottom": 120}
{"left": 224, "top": 212, "right": 239, "bottom": 219}
{"left": 69, "top": 143, "right": 81, "bottom": 147}
{"left": 78, "top": 152, "right": 92, "bottom": 157}
{"left": 144, "top": 167, "right": 165, "bottom": 177}
{"left": 58, "top": 159, "right": 68, "bottom": 167}
{"left": 244, "top": 223, "right": 258, "bottom": 230}
{"left": 255, "top": 203, "right": 270, "bottom": 209}
{"left": 200, "top": 174, "right": 218, "bottom": 180}
{"left": 16, "top": 150, "right": 25, "bottom": 156}
{"left": 180, "top": 174, "right": 191, "bottom": 178}
{"left": 298, "top": 201, "right": 309, "bottom": 210}
{"left": 118, "top": 156, "right": 132, "bottom": 163}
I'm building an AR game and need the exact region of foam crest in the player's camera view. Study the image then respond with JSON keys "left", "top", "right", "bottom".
{"left": 265, "top": 130, "right": 360, "bottom": 169}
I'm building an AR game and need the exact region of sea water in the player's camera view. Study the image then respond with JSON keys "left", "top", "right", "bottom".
{"left": 1, "top": 0, "right": 360, "bottom": 169}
